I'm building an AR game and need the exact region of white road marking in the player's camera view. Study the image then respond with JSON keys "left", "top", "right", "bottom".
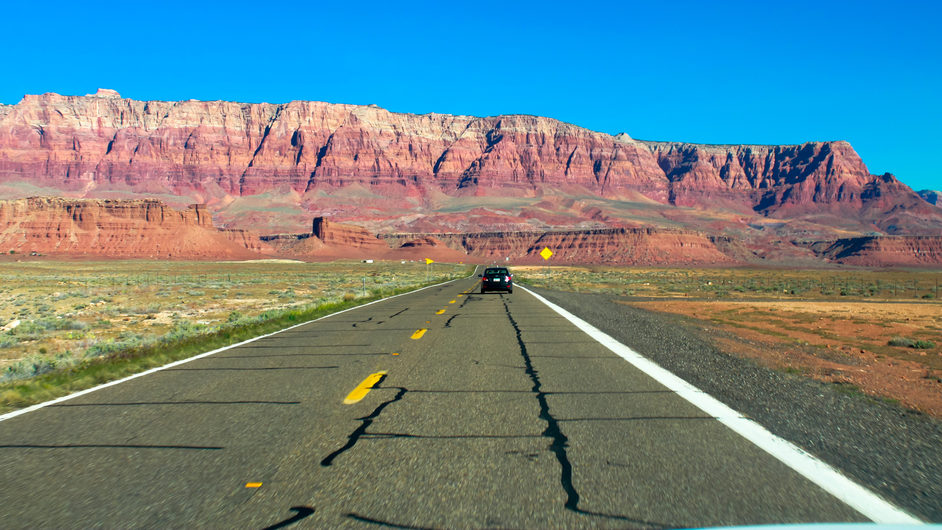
{"left": 518, "top": 284, "right": 923, "bottom": 525}
{"left": 0, "top": 276, "right": 467, "bottom": 423}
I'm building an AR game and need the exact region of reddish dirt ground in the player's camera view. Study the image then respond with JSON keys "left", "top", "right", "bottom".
{"left": 626, "top": 300, "right": 942, "bottom": 417}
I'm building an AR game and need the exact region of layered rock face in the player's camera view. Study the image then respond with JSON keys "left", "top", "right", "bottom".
{"left": 2, "top": 196, "right": 939, "bottom": 267}
{"left": 266, "top": 217, "right": 468, "bottom": 262}
{"left": 382, "top": 228, "right": 734, "bottom": 265}
{"left": 0, "top": 89, "right": 666, "bottom": 201}
{"left": 0, "top": 197, "right": 268, "bottom": 259}
{"left": 312, "top": 217, "right": 389, "bottom": 253}
{"left": 816, "top": 236, "right": 942, "bottom": 267}
{"left": 1, "top": 89, "right": 935, "bottom": 235}
{"left": 643, "top": 141, "right": 936, "bottom": 226}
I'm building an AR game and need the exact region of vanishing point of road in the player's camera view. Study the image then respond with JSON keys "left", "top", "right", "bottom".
{"left": 0, "top": 271, "right": 921, "bottom": 528}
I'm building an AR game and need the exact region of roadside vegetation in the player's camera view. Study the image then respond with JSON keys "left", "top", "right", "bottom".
{"left": 518, "top": 266, "right": 942, "bottom": 416}
{"left": 517, "top": 266, "right": 942, "bottom": 300}
{"left": 0, "top": 259, "right": 469, "bottom": 412}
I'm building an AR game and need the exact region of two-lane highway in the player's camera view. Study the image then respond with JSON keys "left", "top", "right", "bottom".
{"left": 0, "top": 273, "right": 913, "bottom": 528}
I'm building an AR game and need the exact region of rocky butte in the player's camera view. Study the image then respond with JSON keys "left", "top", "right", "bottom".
{"left": 0, "top": 89, "right": 940, "bottom": 266}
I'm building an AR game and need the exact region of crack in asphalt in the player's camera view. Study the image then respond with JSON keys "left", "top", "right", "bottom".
{"left": 262, "top": 506, "right": 315, "bottom": 530}
{"left": 352, "top": 316, "right": 374, "bottom": 328}
{"left": 501, "top": 298, "right": 666, "bottom": 528}
{"left": 501, "top": 299, "right": 579, "bottom": 508}
{"left": 346, "top": 512, "right": 433, "bottom": 529}
{"left": 320, "top": 376, "right": 407, "bottom": 467}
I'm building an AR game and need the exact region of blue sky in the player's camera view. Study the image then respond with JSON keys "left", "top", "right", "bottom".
{"left": 2, "top": 0, "right": 939, "bottom": 191}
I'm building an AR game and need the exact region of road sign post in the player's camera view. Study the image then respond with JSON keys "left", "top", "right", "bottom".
{"left": 425, "top": 258, "right": 434, "bottom": 282}
{"left": 540, "top": 247, "right": 552, "bottom": 277}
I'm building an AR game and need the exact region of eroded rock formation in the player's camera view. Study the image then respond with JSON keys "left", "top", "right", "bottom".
{"left": 815, "top": 236, "right": 942, "bottom": 267}
{"left": 312, "top": 217, "right": 389, "bottom": 253}
{"left": 0, "top": 197, "right": 268, "bottom": 259}
{"left": 381, "top": 228, "right": 735, "bottom": 265}
{"left": 1, "top": 89, "right": 938, "bottom": 237}
{"left": 2, "top": 197, "right": 940, "bottom": 267}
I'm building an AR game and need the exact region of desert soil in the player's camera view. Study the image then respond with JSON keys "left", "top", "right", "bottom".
{"left": 628, "top": 300, "right": 942, "bottom": 417}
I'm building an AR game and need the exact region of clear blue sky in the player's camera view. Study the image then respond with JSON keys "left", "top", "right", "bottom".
{"left": 2, "top": 0, "right": 939, "bottom": 191}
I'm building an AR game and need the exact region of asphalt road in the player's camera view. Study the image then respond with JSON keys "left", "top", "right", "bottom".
{"left": 0, "top": 273, "right": 911, "bottom": 528}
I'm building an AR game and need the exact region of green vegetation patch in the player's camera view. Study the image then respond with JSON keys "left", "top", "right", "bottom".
{"left": 888, "top": 337, "right": 936, "bottom": 349}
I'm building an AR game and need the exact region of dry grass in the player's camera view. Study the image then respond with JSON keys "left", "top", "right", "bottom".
{"left": 0, "top": 259, "right": 465, "bottom": 381}
{"left": 517, "top": 265, "right": 942, "bottom": 300}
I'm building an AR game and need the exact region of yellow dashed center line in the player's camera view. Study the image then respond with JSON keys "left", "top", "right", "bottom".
{"left": 449, "top": 300, "right": 456, "bottom": 304}
{"left": 245, "top": 482, "right": 262, "bottom": 488}
{"left": 436, "top": 309, "right": 446, "bottom": 315}
{"left": 411, "top": 328, "right": 427, "bottom": 339}
{"left": 344, "top": 371, "right": 388, "bottom": 404}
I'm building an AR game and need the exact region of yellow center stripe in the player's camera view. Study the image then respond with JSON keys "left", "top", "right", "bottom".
{"left": 343, "top": 371, "right": 388, "bottom": 404}
{"left": 411, "top": 328, "right": 427, "bottom": 339}
{"left": 245, "top": 482, "right": 262, "bottom": 488}
{"left": 449, "top": 300, "right": 456, "bottom": 304}
{"left": 435, "top": 309, "right": 446, "bottom": 314}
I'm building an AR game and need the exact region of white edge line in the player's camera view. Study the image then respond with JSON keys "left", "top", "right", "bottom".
{"left": 0, "top": 274, "right": 468, "bottom": 423}
{"left": 518, "top": 284, "right": 923, "bottom": 525}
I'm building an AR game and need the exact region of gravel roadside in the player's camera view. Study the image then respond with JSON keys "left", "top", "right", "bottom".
{"left": 527, "top": 286, "right": 942, "bottom": 522}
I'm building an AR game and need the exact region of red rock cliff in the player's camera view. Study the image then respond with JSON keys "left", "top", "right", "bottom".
{"left": 642, "top": 141, "right": 936, "bottom": 226}
{"left": 312, "top": 217, "right": 389, "bottom": 252}
{"left": 0, "top": 197, "right": 268, "bottom": 258}
{"left": 382, "top": 228, "right": 736, "bottom": 265}
{"left": 0, "top": 90, "right": 665, "bottom": 201}
{"left": 2, "top": 90, "right": 935, "bottom": 231}
{"left": 816, "top": 236, "right": 942, "bottom": 267}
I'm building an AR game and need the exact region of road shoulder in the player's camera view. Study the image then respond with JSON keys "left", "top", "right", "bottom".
{"left": 527, "top": 286, "right": 942, "bottom": 522}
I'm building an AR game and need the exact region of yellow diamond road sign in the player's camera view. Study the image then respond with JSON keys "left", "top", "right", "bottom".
{"left": 425, "top": 258, "right": 434, "bottom": 264}
{"left": 540, "top": 247, "right": 553, "bottom": 260}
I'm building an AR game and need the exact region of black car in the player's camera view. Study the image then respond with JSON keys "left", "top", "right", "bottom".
{"left": 480, "top": 267, "right": 513, "bottom": 294}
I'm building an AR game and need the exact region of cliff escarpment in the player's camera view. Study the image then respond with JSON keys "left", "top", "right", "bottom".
{"left": 381, "top": 228, "right": 735, "bottom": 265}
{"left": 815, "top": 236, "right": 942, "bottom": 267}
{"left": 0, "top": 89, "right": 664, "bottom": 201}
{"left": 0, "top": 197, "right": 268, "bottom": 259}
{"left": 1, "top": 89, "right": 939, "bottom": 237}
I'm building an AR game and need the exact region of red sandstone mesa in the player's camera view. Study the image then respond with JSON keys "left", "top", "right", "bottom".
{"left": 1, "top": 89, "right": 938, "bottom": 234}
{"left": 1, "top": 89, "right": 941, "bottom": 266}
